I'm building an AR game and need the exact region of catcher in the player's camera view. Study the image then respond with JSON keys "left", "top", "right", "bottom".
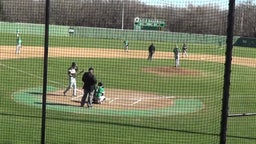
{"left": 93, "top": 82, "right": 106, "bottom": 104}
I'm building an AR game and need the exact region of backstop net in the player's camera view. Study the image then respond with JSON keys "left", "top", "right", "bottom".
{"left": 0, "top": 0, "right": 255, "bottom": 144}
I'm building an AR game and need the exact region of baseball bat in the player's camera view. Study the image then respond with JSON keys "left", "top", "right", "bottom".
{"left": 77, "top": 69, "right": 84, "bottom": 76}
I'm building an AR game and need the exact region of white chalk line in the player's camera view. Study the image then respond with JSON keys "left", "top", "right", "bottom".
{"left": 0, "top": 63, "right": 89, "bottom": 97}
{"left": 0, "top": 62, "right": 64, "bottom": 86}
{"left": 0, "top": 63, "right": 176, "bottom": 105}
{"left": 106, "top": 96, "right": 175, "bottom": 106}
{"left": 107, "top": 96, "right": 175, "bottom": 101}
{"left": 131, "top": 99, "right": 142, "bottom": 106}
{"left": 108, "top": 98, "right": 119, "bottom": 104}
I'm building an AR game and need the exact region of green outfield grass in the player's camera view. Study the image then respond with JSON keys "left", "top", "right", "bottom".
{"left": 1, "top": 33, "right": 256, "bottom": 143}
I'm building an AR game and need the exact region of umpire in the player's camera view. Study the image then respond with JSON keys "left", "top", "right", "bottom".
{"left": 80, "top": 67, "right": 97, "bottom": 108}
{"left": 148, "top": 43, "right": 155, "bottom": 60}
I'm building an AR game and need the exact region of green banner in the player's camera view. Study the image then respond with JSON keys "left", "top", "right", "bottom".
{"left": 233, "top": 37, "right": 256, "bottom": 48}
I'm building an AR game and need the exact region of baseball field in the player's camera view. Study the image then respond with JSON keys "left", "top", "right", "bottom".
{"left": 1, "top": 33, "right": 256, "bottom": 143}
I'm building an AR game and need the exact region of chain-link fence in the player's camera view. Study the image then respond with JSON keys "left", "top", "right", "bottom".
{"left": 1, "top": 0, "right": 256, "bottom": 144}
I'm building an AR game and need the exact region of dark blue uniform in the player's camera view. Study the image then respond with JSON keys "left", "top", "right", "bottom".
{"left": 80, "top": 68, "right": 97, "bottom": 108}
{"left": 148, "top": 43, "right": 155, "bottom": 60}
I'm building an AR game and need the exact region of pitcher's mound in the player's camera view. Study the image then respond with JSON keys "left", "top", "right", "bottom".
{"left": 142, "top": 66, "right": 202, "bottom": 76}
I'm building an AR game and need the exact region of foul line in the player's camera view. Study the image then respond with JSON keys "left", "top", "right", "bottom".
{"left": 131, "top": 99, "right": 142, "bottom": 106}
{"left": 108, "top": 98, "right": 119, "bottom": 104}
{"left": 0, "top": 62, "right": 64, "bottom": 86}
{"left": 229, "top": 113, "right": 256, "bottom": 117}
{"left": 106, "top": 96, "right": 175, "bottom": 106}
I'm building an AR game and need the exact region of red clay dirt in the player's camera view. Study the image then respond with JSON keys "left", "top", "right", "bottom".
{"left": 142, "top": 66, "right": 202, "bottom": 76}
{"left": 47, "top": 89, "right": 173, "bottom": 110}
{"left": 1, "top": 46, "right": 256, "bottom": 110}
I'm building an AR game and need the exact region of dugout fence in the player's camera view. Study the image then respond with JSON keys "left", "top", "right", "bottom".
{"left": 1, "top": 0, "right": 256, "bottom": 144}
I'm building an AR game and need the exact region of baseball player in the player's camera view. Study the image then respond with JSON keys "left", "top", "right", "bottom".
{"left": 182, "top": 43, "right": 188, "bottom": 57}
{"left": 93, "top": 82, "right": 106, "bottom": 104}
{"left": 173, "top": 46, "right": 180, "bottom": 67}
{"left": 123, "top": 40, "right": 129, "bottom": 52}
{"left": 63, "top": 62, "right": 78, "bottom": 96}
{"left": 16, "top": 29, "right": 20, "bottom": 38}
{"left": 148, "top": 43, "right": 155, "bottom": 61}
{"left": 16, "top": 30, "right": 22, "bottom": 54}
{"left": 80, "top": 67, "right": 97, "bottom": 108}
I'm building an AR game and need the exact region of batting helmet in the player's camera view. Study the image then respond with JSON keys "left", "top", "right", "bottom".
{"left": 88, "top": 67, "right": 94, "bottom": 71}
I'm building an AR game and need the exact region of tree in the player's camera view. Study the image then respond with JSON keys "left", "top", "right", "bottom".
{"left": 0, "top": 0, "right": 4, "bottom": 20}
{"left": 235, "top": 1, "right": 256, "bottom": 37}
{"left": 0, "top": 0, "right": 252, "bottom": 36}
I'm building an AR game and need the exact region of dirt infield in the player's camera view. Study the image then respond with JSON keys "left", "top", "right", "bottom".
{"left": 47, "top": 89, "right": 173, "bottom": 110}
{"left": 1, "top": 46, "right": 256, "bottom": 67}
{"left": 1, "top": 45, "right": 256, "bottom": 110}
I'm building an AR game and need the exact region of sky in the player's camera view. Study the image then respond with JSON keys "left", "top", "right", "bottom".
{"left": 139, "top": 0, "right": 251, "bottom": 9}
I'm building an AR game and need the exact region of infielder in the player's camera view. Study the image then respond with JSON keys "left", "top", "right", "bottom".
{"left": 182, "top": 43, "right": 188, "bottom": 57}
{"left": 123, "top": 40, "right": 129, "bottom": 52}
{"left": 64, "top": 62, "right": 78, "bottom": 96}
{"left": 16, "top": 29, "right": 20, "bottom": 38}
{"left": 148, "top": 43, "right": 155, "bottom": 61}
{"left": 16, "top": 31, "right": 22, "bottom": 54}
{"left": 173, "top": 46, "right": 180, "bottom": 67}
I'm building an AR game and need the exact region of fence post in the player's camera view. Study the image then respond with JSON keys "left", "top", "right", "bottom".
{"left": 220, "top": 0, "right": 236, "bottom": 144}
{"left": 41, "top": 0, "right": 50, "bottom": 144}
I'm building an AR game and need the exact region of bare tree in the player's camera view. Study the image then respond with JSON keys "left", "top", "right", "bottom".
{"left": 235, "top": 0, "right": 256, "bottom": 37}
{"left": 2, "top": 0, "right": 255, "bottom": 36}
{"left": 0, "top": 0, "right": 5, "bottom": 20}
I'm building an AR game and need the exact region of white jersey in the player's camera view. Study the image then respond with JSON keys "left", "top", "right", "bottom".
{"left": 69, "top": 68, "right": 76, "bottom": 74}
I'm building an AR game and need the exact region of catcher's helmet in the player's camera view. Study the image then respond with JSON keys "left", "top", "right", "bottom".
{"left": 98, "top": 82, "right": 103, "bottom": 86}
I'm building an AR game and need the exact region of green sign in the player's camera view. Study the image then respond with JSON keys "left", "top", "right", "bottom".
{"left": 134, "top": 17, "right": 166, "bottom": 31}
{"left": 234, "top": 37, "right": 256, "bottom": 48}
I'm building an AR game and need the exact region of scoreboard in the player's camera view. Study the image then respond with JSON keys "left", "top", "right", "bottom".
{"left": 134, "top": 17, "right": 166, "bottom": 31}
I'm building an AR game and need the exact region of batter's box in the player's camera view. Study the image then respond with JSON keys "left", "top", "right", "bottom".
{"left": 106, "top": 96, "right": 175, "bottom": 109}
{"left": 71, "top": 89, "right": 84, "bottom": 102}
{"left": 71, "top": 95, "right": 82, "bottom": 102}
{"left": 107, "top": 97, "right": 144, "bottom": 106}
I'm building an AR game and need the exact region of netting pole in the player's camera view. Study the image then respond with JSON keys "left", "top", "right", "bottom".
{"left": 220, "top": 0, "right": 236, "bottom": 144}
{"left": 41, "top": 0, "right": 50, "bottom": 144}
